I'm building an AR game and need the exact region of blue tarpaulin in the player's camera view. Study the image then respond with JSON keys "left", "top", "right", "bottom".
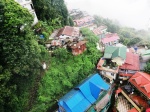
{"left": 40, "top": 34, "right": 44, "bottom": 39}
{"left": 58, "top": 73, "right": 110, "bottom": 112}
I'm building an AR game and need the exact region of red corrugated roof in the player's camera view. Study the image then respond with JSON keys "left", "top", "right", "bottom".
{"left": 62, "top": 26, "right": 74, "bottom": 36}
{"left": 120, "top": 52, "right": 140, "bottom": 71}
{"left": 129, "top": 72, "right": 150, "bottom": 99}
{"left": 92, "top": 26, "right": 107, "bottom": 35}
{"left": 101, "top": 33, "right": 120, "bottom": 44}
{"left": 129, "top": 94, "right": 149, "bottom": 109}
{"left": 57, "top": 26, "right": 79, "bottom": 37}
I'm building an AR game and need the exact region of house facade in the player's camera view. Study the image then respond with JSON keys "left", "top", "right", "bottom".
{"left": 103, "top": 46, "right": 127, "bottom": 66}
{"left": 97, "top": 46, "right": 127, "bottom": 82}
{"left": 119, "top": 52, "right": 140, "bottom": 75}
{"left": 97, "top": 58, "right": 120, "bottom": 83}
{"left": 15, "top": 0, "right": 38, "bottom": 25}
{"left": 71, "top": 41, "right": 86, "bottom": 55}
{"left": 101, "top": 33, "right": 120, "bottom": 46}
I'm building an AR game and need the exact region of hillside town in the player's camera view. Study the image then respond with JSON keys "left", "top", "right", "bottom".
{"left": 1, "top": 0, "right": 150, "bottom": 112}
{"left": 48, "top": 9, "right": 150, "bottom": 112}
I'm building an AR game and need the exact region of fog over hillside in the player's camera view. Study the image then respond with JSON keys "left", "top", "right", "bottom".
{"left": 65, "top": 0, "right": 150, "bottom": 30}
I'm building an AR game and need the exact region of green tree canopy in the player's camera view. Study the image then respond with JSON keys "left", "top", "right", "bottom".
{"left": 0, "top": 0, "right": 49, "bottom": 111}
{"left": 32, "top": 0, "right": 72, "bottom": 26}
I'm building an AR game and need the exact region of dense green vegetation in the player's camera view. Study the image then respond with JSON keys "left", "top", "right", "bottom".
{"left": 144, "top": 62, "right": 150, "bottom": 74}
{"left": 30, "top": 28, "right": 102, "bottom": 112}
{"left": 0, "top": 0, "right": 49, "bottom": 111}
{"left": 32, "top": 0, "right": 72, "bottom": 26}
{"left": 32, "top": 0, "right": 74, "bottom": 44}
{"left": 1, "top": 0, "right": 150, "bottom": 111}
{"left": 0, "top": 1, "right": 101, "bottom": 111}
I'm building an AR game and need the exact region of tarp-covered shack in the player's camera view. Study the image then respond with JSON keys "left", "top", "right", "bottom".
{"left": 58, "top": 73, "right": 110, "bottom": 112}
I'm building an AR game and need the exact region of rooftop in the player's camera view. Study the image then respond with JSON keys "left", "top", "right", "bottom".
{"left": 101, "top": 33, "right": 120, "bottom": 44}
{"left": 103, "top": 46, "right": 127, "bottom": 59}
{"left": 58, "top": 73, "right": 110, "bottom": 112}
{"left": 120, "top": 52, "right": 140, "bottom": 71}
{"left": 57, "top": 26, "right": 79, "bottom": 37}
{"left": 92, "top": 25, "right": 107, "bottom": 35}
{"left": 71, "top": 41, "right": 86, "bottom": 49}
{"left": 129, "top": 72, "right": 150, "bottom": 99}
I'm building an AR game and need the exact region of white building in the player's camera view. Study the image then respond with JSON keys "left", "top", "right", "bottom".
{"left": 15, "top": 0, "right": 38, "bottom": 25}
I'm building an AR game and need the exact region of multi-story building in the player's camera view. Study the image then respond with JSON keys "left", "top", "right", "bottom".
{"left": 15, "top": 0, "right": 38, "bottom": 25}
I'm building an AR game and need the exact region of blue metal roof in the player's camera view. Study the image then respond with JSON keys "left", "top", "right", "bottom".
{"left": 58, "top": 73, "right": 110, "bottom": 112}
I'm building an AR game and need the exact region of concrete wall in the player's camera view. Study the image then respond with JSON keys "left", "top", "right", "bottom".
{"left": 15, "top": 0, "right": 38, "bottom": 25}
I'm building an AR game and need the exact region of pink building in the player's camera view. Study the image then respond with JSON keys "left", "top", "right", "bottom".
{"left": 101, "top": 33, "right": 120, "bottom": 46}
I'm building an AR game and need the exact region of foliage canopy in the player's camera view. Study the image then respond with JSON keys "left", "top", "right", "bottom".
{"left": 0, "top": 0, "right": 49, "bottom": 111}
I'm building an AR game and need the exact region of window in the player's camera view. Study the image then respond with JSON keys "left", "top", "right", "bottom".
{"left": 30, "top": 4, "right": 34, "bottom": 9}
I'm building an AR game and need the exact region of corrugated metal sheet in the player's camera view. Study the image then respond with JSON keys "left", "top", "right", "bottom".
{"left": 129, "top": 72, "right": 150, "bottom": 99}
{"left": 120, "top": 52, "right": 140, "bottom": 71}
{"left": 90, "top": 82, "right": 101, "bottom": 99}
{"left": 58, "top": 73, "right": 110, "bottom": 112}
{"left": 103, "top": 46, "right": 127, "bottom": 59}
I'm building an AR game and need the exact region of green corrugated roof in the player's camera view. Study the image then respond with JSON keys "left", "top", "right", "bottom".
{"left": 119, "top": 47, "right": 127, "bottom": 59}
{"left": 103, "top": 46, "right": 118, "bottom": 59}
{"left": 103, "top": 46, "right": 127, "bottom": 59}
{"left": 103, "top": 53, "right": 112, "bottom": 59}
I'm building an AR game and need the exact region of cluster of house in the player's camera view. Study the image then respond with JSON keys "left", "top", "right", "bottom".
{"left": 96, "top": 44, "right": 150, "bottom": 111}
{"left": 45, "top": 9, "right": 97, "bottom": 55}
{"left": 46, "top": 26, "right": 86, "bottom": 55}
{"left": 46, "top": 8, "right": 122, "bottom": 57}
{"left": 57, "top": 9, "right": 150, "bottom": 112}
{"left": 57, "top": 37, "right": 150, "bottom": 112}
{"left": 10, "top": 2, "right": 150, "bottom": 111}
{"left": 69, "top": 9, "right": 89, "bottom": 20}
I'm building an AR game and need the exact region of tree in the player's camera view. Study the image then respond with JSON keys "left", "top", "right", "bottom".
{"left": 0, "top": 0, "right": 49, "bottom": 111}
{"left": 69, "top": 17, "right": 74, "bottom": 26}
{"left": 81, "top": 28, "right": 99, "bottom": 44}
{"left": 144, "top": 62, "right": 150, "bottom": 74}
{"left": 32, "top": 0, "right": 71, "bottom": 26}
{"left": 93, "top": 15, "right": 120, "bottom": 33}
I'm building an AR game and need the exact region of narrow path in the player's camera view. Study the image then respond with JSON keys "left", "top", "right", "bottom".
{"left": 27, "top": 69, "right": 45, "bottom": 111}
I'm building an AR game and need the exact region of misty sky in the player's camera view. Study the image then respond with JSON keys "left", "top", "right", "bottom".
{"left": 65, "top": 0, "right": 150, "bottom": 30}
